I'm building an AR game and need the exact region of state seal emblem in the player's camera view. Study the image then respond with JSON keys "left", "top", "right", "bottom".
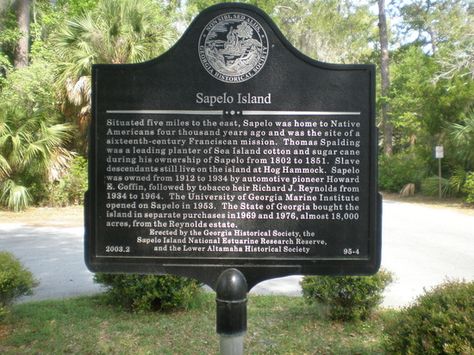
{"left": 198, "top": 12, "right": 269, "bottom": 83}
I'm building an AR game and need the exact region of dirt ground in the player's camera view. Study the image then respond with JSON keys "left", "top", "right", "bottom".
{"left": 0, "top": 206, "right": 84, "bottom": 227}
{"left": 381, "top": 192, "right": 474, "bottom": 216}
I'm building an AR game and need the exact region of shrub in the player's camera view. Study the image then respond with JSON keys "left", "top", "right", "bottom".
{"left": 448, "top": 166, "right": 468, "bottom": 196}
{"left": 65, "top": 156, "right": 88, "bottom": 204}
{"left": 384, "top": 280, "right": 474, "bottom": 354}
{"left": 463, "top": 172, "right": 474, "bottom": 203}
{"left": 94, "top": 273, "right": 201, "bottom": 312}
{"left": 47, "top": 156, "right": 88, "bottom": 206}
{"left": 0, "top": 251, "right": 37, "bottom": 319}
{"left": 301, "top": 270, "right": 393, "bottom": 321}
{"left": 421, "top": 176, "right": 456, "bottom": 198}
{"left": 379, "top": 152, "right": 428, "bottom": 192}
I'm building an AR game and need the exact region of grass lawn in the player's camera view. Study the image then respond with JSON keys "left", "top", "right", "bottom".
{"left": 0, "top": 293, "right": 394, "bottom": 354}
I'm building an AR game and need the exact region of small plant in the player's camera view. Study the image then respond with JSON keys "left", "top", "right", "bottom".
{"left": 0, "top": 251, "right": 37, "bottom": 319}
{"left": 301, "top": 270, "right": 393, "bottom": 321}
{"left": 448, "top": 166, "right": 468, "bottom": 196}
{"left": 384, "top": 280, "right": 474, "bottom": 354}
{"left": 463, "top": 172, "right": 474, "bottom": 203}
{"left": 421, "top": 176, "right": 455, "bottom": 197}
{"left": 47, "top": 156, "right": 88, "bottom": 206}
{"left": 94, "top": 273, "right": 201, "bottom": 312}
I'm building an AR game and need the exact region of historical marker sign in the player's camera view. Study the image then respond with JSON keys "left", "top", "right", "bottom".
{"left": 85, "top": 3, "right": 381, "bottom": 288}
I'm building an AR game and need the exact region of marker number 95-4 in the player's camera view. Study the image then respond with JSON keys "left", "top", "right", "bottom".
{"left": 343, "top": 248, "right": 360, "bottom": 256}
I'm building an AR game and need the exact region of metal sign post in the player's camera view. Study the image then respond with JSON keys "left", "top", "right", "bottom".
{"left": 435, "top": 146, "right": 444, "bottom": 199}
{"left": 216, "top": 269, "right": 247, "bottom": 355}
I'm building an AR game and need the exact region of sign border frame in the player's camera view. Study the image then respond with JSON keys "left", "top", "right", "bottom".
{"left": 84, "top": 2, "right": 381, "bottom": 289}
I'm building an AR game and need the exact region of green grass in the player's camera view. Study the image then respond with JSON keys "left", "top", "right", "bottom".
{"left": 0, "top": 294, "right": 393, "bottom": 354}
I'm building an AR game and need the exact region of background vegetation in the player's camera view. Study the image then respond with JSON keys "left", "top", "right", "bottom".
{"left": 94, "top": 273, "right": 201, "bottom": 312}
{"left": 0, "top": 0, "right": 473, "bottom": 210}
{"left": 384, "top": 280, "right": 474, "bottom": 354}
{"left": 301, "top": 269, "right": 393, "bottom": 321}
{"left": 0, "top": 251, "right": 36, "bottom": 319}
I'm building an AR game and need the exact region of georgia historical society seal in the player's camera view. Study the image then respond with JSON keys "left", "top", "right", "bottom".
{"left": 198, "top": 12, "right": 269, "bottom": 83}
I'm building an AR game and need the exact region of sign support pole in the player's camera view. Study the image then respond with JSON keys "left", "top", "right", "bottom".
{"left": 438, "top": 157, "right": 442, "bottom": 199}
{"left": 435, "top": 145, "right": 444, "bottom": 199}
{"left": 216, "top": 269, "right": 248, "bottom": 355}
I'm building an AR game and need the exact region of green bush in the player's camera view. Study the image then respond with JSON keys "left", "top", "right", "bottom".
{"left": 94, "top": 273, "right": 201, "bottom": 312}
{"left": 448, "top": 166, "right": 468, "bottom": 196}
{"left": 0, "top": 251, "right": 37, "bottom": 319}
{"left": 463, "top": 172, "right": 474, "bottom": 203}
{"left": 301, "top": 270, "right": 393, "bottom": 321}
{"left": 47, "top": 156, "right": 88, "bottom": 206}
{"left": 384, "top": 280, "right": 474, "bottom": 354}
{"left": 421, "top": 176, "right": 456, "bottom": 198}
{"left": 379, "top": 152, "right": 428, "bottom": 192}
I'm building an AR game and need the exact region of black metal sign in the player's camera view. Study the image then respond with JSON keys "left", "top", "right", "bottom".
{"left": 85, "top": 3, "right": 381, "bottom": 289}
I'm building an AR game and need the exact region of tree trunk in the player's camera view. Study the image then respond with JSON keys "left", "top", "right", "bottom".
{"left": 14, "top": 0, "right": 30, "bottom": 68}
{"left": 378, "top": 0, "right": 393, "bottom": 156}
{"left": 427, "top": 26, "right": 438, "bottom": 55}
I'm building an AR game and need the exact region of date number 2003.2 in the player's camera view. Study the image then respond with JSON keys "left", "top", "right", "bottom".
{"left": 105, "top": 245, "right": 130, "bottom": 253}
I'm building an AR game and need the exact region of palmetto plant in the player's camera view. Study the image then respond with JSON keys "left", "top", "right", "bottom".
{"left": 449, "top": 110, "right": 474, "bottom": 171}
{"left": 53, "top": 0, "right": 175, "bottom": 151}
{"left": 0, "top": 62, "right": 72, "bottom": 211}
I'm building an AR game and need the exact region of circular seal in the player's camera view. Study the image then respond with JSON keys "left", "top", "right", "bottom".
{"left": 198, "top": 12, "right": 269, "bottom": 83}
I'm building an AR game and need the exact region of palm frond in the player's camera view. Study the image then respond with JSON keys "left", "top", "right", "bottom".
{"left": 0, "top": 179, "right": 31, "bottom": 212}
{"left": 22, "top": 142, "right": 47, "bottom": 167}
{"left": 52, "top": 0, "right": 176, "bottom": 153}
{"left": 0, "top": 155, "right": 12, "bottom": 180}
{"left": 449, "top": 111, "right": 474, "bottom": 168}
{"left": 47, "top": 148, "right": 75, "bottom": 182}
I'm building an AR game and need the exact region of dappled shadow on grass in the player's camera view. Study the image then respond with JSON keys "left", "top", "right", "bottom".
{"left": 1, "top": 294, "right": 388, "bottom": 354}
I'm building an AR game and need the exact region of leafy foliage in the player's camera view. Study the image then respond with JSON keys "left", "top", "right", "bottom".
{"left": 389, "top": 46, "right": 436, "bottom": 148}
{"left": 447, "top": 166, "right": 469, "bottom": 196}
{"left": 449, "top": 111, "right": 474, "bottom": 171}
{"left": 187, "top": 0, "right": 376, "bottom": 63}
{"left": 397, "top": 0, "right": 471, "bottom": 57}
{"left": 379, "top": 151, "right": 429, "bottom": 192}
{"left": 0, "top": 251, "right": 37, "bottom": 319}
{"left": 0, "top": 5, "right": 21, "bottom": 65}
{"left": 55, "top": 0, "right": 98, "bottom": 18}
{"left": 301, "top": 270, "right": 393, "bottom": 321}
{"left": 421, "top": 176, "right": 455, "bottom": 198}
{"left": 384, "top": 280, "right": 474, "bottom": 354}
{"left": 0, "top": 61, "right": 72, "bottom": 211}
{"left": 463, "top": 172, "right": 474, "bottom": 203}
{"left": 53, "top": 0, "right": 176, "bottom": 152}
{"left": 94, "top": 273, "right": 201, "bottom": 312}
{"left": 47, "top": 155, "right": 88, "bottom": 206}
